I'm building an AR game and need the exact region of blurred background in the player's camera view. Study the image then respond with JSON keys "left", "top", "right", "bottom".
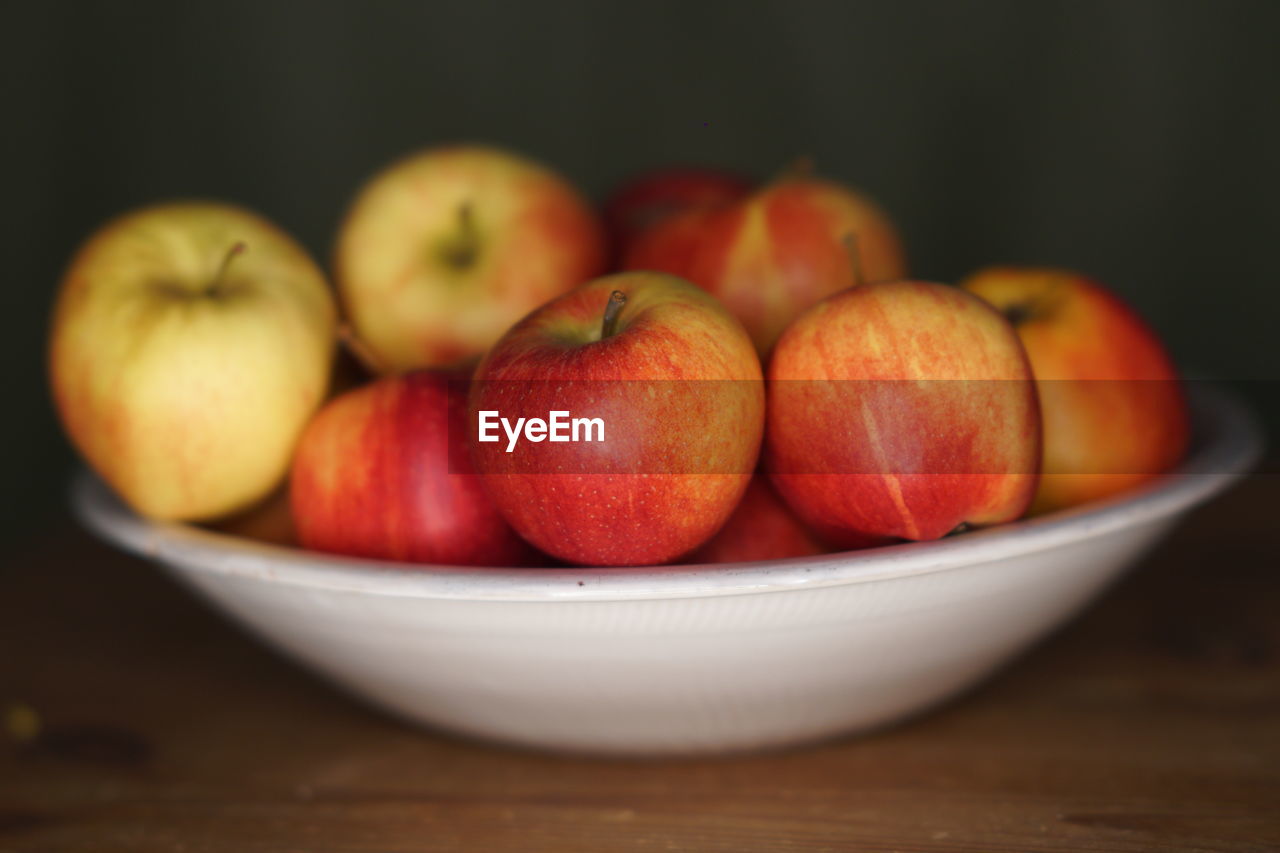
{"left": 4, "top": 0, "right": 1277, "bottom": 549}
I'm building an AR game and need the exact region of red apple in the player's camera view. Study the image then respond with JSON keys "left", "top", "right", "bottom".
{"left": 602, "top": 166, "right": 751, "bottom": 258}
{"left": 334, "top": 145, "right": 607, "bottom": 371}
{"left": 290, "top": 369, "right": 533, "bottom": 566}
{"left": 687, "top": 476, "right": 831, "bottom": 563}
{"left": 623, "top": 170, "right": 906, "bottom": 353}
{"left": 766, "top": 281, "right": 1040, "bottom": 543}
{"left": 960, "top": 267, "right": 1190, "bottom": 513}
{"left": 49, "top": 202, "right": 336, "bottom": 521}
{"left": 469, "top": 272, "right": 765, "bottom": 566}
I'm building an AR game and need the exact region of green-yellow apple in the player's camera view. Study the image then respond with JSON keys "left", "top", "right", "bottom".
{"left": 290, "top": 369, "right": 534, "bottom": 566}
{"left": 469, "top": 272, "right": 764, "bottom": 566}
{"left": 766, "top": 281, "right": 1040, "bottom": 543}
{"left": 334, "top": 145, "right": 607, "bottom": 371}
{"left": 960, "top": 267, "right": 1189, "bottom": 513}
{"left": 623, "top": 170, "right": 906, "bottom": 354}
{"left": 49, "top": 201, "right": 336, "bottom": 521}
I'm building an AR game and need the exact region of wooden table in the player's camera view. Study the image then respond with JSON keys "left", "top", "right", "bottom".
{"left": 2, "top": 476, "right": 1277, "bottom": 852}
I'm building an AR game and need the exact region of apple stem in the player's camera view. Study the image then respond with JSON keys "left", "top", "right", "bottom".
{"left": 337, "top": 323, "right": 392, "bottom": 377}
{"left": 438, "top": 201, "right": 479, "bottom": 270}
{"left": 208, "top": 242, "right": 247, "bottom": 295}
{"left": 842, "top": 233, "right": 865, "bottom": 288}
{"left": 1003, "top": 304, "right": 1033, "bottom": 327}
{"left": 600, "top": 290, "right": 627, "bottom": 339}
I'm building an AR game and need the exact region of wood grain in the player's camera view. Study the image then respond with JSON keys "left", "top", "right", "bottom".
{"left": 2, "top": 476, "right": 1277, "bottom": 852}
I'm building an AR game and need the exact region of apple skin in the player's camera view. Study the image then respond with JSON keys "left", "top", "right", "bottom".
{"left": 290, "top": 369, "right": 534, "bottom": 566}
{"left": 334, "top": 145, "right": 608, "bottom": 371}
{"left": 602, "top": 166, "right": 751, "bottom": 259}
{"left": 960, "top": 267, "right": 1190, "bottom": 513}
{"left": 687, "top": 476, "right": 833, "bottom": 564}
{"left": 623, "top": 174, "right": 907, "bottom": 354}
{"left": 49, "top": 201, "right": 336, "bottom": 521}
{"left": 765, "top": 281, "right": 1040, "bottom": 543}
{"left": 210, "top": 487, "right": 297, "bottom": 547}
{"left": 212, "top": 348, "right": 404, "bottom": 549}
{"left": 469, "top": 272, "right": 765, "bottom": 566}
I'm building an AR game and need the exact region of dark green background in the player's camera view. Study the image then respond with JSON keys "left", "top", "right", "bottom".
{"left": 4, "top": 0, "right": 1277, "bottom": 547}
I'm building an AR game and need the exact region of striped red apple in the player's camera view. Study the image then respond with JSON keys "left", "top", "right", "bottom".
{"left": 602, "top": 166, "right": 751, "bottom": 258}
{"left": 624, "top": 168, "right": 906, "bottom": 354}
{"left": 290, "top": 369, "right": 534, "bottom": 567}
{"left": 766, "top": 281, "right": 1041, "bottom": 544}
{"left": 469, "top": 272, "right": 765, "bottom": 566}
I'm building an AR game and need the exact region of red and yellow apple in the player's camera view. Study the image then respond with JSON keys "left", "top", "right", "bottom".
{"left": 290, "top": 369, "right": 534, "bottom": 566}
{"left": 960, "top": 267, "right": 1189, "bottom": 513}
{"left": 469, "top": 272, "right": 764, "bottom": 566}
{"left": 687, "top": 476, "right": 831, "bottom": 564}
{"left": 766, "top": 281, "right": 1040, "bottom": 543}
{"left": 334, "top": 145, "right": 607, "bottom": 371}
{"left": 49, "top": 201, "right": 336, "bottom": 521}
{"left": 624, "top": 171, "right": 906, "bottom": 353}
{"left": 602, "top": 166, "right": 751, "bottom": 258}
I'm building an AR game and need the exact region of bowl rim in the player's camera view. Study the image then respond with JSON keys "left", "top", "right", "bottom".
{"left": 72, "top": 382, "right": 1264, "bottom": 602}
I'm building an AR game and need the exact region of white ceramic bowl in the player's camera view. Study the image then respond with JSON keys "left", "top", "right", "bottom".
{"left": 74, "top": 384, "right": 1262, "bottom": 755}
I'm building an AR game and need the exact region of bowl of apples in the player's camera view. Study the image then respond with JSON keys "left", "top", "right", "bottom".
{"left": 55, "top": 146, "right": 1263, "bottom": 755}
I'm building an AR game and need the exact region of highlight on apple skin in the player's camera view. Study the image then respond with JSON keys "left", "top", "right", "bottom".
{"left": 960, "top": 266, "right": 1190, "bottom": 513}
{"left": 49, "top": 201, "right": 336, "bottom": 522}
{"left": 469, "top": 272, "right": 765, "bottom": 567}
{"left": 290, "top": 369, "right": 535, "bottom": 567}
{"left": 333, "top": 144, "right": 608, "bottom": 372}
{"left": 765, "top": 281, "right": 1041, "bottom": 544}
{"left": 623, "top": 169, "right": 907, "bottom": 354}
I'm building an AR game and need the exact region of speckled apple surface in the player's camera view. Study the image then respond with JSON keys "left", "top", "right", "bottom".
{"left": 73, "top": 384, "right": 1261, "bottom": 755}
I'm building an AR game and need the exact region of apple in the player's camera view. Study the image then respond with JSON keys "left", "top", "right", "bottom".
{"left": 960, "top": 267, "right": 1190, "bottom": 513}
{"left": 602, "top": 166, "right": 751, "bottom": 258}
{"left": 687, "top": 476, "right": 831, "bottom": 563}
{"left": 623, "top": 169, "right": 907, "bottom": 353}
{"left": 469, "top": 272, "right": 765, "bottom": 566}
{"left": 210, "top": 487, "right": 297, "bottom": 547}
{"left": 765, "top": 281, "right": 1040, "bottom": 543}
{"left": 208, "top": 347, "right": 385, "bottom": 548}
{"left": 290, "top": 369, "right": 534, "bottom": 566}
{"left": 49, "top": 201, "right": 336, "bottom": 521}
{"left": 333, "top": 144, "right": 607, "bottom": 371}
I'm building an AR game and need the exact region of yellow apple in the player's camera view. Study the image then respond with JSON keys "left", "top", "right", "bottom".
{"left": 49, "top": 201, "right": 336, "bottom": 521}
{"left": 334, "top": 145, "right": 607, "bottom": 371}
